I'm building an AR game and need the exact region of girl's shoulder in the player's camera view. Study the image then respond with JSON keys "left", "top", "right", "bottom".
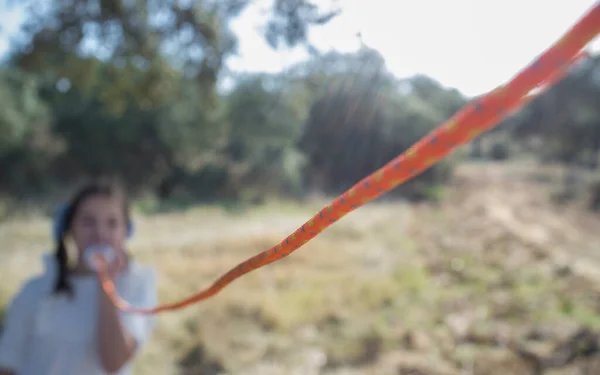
{"left": 15, "top": 253, "right": 59, "bottom": 299}
{"left": 8, "top": 272, "right": 54, "bottom": 311}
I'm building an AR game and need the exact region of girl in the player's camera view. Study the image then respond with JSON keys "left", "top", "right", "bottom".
{"left": 0, "top": 179, "right": 158, "bottom": 375}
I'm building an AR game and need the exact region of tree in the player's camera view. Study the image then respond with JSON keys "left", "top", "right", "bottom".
{"left": 297, "top": 47, "right": 467, "bottom": 200}
{"left": 0, "top": 0, "right": 340, "bottom": 200}
{"left": 39, "top": 56, "right": 229, "bottom": 195}
{"left": 0, "top": 67, "right": 59, "bottom": 195}
{"left": 506, "top": 55, "right": 600, "bottom": 166}
{"left": 7, "top": 0, "right": 340, "bottom": 110}
{"left": 223, "top": 73, "right": 310, "bottom": 197}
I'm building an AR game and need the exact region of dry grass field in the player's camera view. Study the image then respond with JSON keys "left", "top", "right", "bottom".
{"left": 2, "top": 161, "right": 600, "bottom": 375}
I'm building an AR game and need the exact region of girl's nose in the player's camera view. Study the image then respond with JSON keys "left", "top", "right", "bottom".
{"left": 92, "top": 225, "right": 111, "bottom": 243}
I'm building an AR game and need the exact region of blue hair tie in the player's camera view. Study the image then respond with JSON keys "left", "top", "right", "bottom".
{"left": 51, "top": 203, "right": 135, "bottom": 242}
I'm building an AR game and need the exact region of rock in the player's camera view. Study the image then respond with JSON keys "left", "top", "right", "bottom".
{"left": 545, "top": 365, "right": 582, "bottom": 375}
{"left": 473, "top": 348, "right": 537, "bottom": 375}
{"left": 432, "top": 327, "right": 456, "bottom": 356}
{"left": 444, "top": 307, "right": 488, "bottom": 341}
{"left": 543, "top": 328, "right": 600, "bottom": 369}
{"left": 581, "top": 356, "right": 600, "bottom": 374}
{"left": 403, "top": 330, "right": 433, "bottom": 351}
{"left": 295, "top": 325, "right": 318, "bottom": 342}
{"left": 465, "top": 321, "right": 514, "bottom": 347}
{"left": 526, "top": 321, "right": 582, "bottom": 343}
{"left": 445, "top": 313, "right": 472, "bottom": 341}
{"left": 451, "top": 344, "right": 478, "bottom": 369}
{"left": 379, "top": 350, "right": 459, "bottom": 375}
{"left": 300, "top": 347, "right": 328, "bottom": 373}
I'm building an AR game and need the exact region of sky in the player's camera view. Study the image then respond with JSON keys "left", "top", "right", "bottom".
{"left": 1, "top": 0, "right": 599, "bottom": 97}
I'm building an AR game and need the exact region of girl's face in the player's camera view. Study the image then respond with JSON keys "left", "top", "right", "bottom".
{"left": 69, "top": 194, "right": 128, "bottom": 261}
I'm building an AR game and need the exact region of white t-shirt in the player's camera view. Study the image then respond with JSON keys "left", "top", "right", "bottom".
{"left": 0, "top": 253, "right": 157, "bottom": 375}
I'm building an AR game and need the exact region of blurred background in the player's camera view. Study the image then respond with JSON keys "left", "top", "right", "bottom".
{"left": 1, "top": 0, "right": 600, "bottom": 374}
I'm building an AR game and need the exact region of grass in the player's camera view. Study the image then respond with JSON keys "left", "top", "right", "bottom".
{"left": 2, "top": 162, "right": 600, "bottom": 374}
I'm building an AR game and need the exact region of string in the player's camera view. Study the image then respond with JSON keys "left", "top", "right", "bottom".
{"left": 94, "top": 4, "right": 600, "bottom": 315}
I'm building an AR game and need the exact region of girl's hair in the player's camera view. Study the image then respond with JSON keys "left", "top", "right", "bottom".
{"left": 53, "top": 178, "right": 130, "bottom": 297}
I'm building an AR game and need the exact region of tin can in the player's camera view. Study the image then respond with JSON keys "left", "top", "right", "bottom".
{"left": 84, "top": 244, "right": 116, "bottom": 271}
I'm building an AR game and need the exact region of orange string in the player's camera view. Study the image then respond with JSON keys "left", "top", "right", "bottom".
{"left": 96, "top": 4, "right": 600, "bottom": 315}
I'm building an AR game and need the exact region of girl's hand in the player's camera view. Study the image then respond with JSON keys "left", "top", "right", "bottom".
{"left": 105, "top": 250, "right": 127, "bottom": 279}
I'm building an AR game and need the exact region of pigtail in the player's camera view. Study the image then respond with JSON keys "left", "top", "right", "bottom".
{"left": 54, "top": 224, "right": 74, "bottom": 297}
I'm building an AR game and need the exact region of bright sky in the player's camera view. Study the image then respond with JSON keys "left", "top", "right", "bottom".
{"left": 1, "top": 0, "right": 599, "bottom": 97}
{"left": 228, "top": 0, "right": 600, "bottom": 97}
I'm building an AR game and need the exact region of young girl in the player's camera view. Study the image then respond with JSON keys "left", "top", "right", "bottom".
{"left": 0, "top": 180, "right": 158, "bottom": 375}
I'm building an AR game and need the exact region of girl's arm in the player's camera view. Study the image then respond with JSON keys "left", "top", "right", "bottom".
{"left": 96, "top": 287, "right": 138, "bottom": 373}
{"left": 96, "top": 265, "right": 157, "bottom": 373}
{"left": 0, "top": 280, "right": 38, "bottom": 375}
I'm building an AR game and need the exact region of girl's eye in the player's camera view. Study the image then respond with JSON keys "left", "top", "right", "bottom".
{"left": 107, "top": 217, "right": 119, "bottom": 229}
{"left": 81, "top": 216, "right": 96, "bottom": 227}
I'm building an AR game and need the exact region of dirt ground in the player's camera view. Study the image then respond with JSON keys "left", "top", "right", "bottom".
{"left": 2, "top": 161, "right": 600, "bottom": 375}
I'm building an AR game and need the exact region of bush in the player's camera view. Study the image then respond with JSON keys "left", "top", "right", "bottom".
{"left": 490, "top": 141, "right": 511, "bottom": 161}
{"left": 589, "top": 180, "right": 600, "bottom": 211}
{"left": 394, "top": 156, "right": 457, "bottom": 202}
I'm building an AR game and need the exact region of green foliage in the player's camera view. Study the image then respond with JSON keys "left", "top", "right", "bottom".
{"left": 589, "top": 180, "right": 600, "bottom": 211}
{"left": 0, "top": 0, "right": 351, "bottom": 202}
{"left": 1, "top": 0, "right": 598, "bottom": 211}
{"left": 223, "top": 74, "right": 310, "bottom": 197}
{"left": 264, "top": 0, "right": 341, "bottom": 49}
{"left": 0, "top": 68, "right": 52, "bottom": 154}
{"left": 0, "top": 68, "right": 61, "bottom": 195}
{"left": 298, "top": 48, "right": 466, "bottom": 201}
{"left": 504, "top": 55, "right": 600, "bottom": 166}
{"left": 17, "top": 0, "right": 600, "bottom": 206}
{"left": 490, "top": 141, "right": 511, "bottom": 161}
{"left": 11, "top": 0, "right": 340, "bottom": 108}
{"left": 0, "top": 43, "right": 472, "bottom": 203}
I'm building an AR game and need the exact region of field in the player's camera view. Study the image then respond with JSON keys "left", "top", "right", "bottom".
{"left": 2, "top": 161, "right": 600, "bottom": 375}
